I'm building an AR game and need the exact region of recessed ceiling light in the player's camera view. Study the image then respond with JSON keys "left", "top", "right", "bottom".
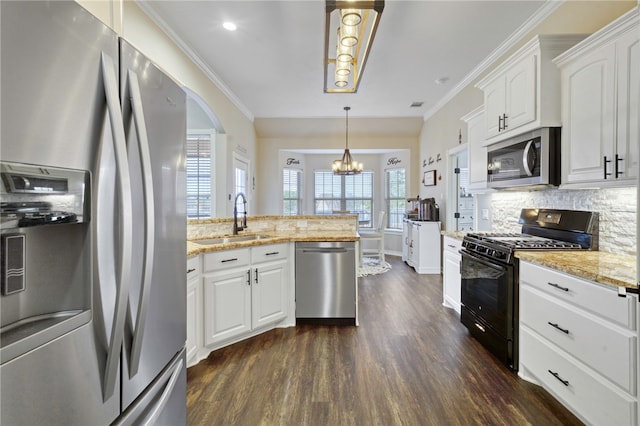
{"left": 223, "top": 22, "right": 237, "bottom": 31}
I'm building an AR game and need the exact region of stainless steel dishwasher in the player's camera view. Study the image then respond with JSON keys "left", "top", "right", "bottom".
{"left": 295, "top": 241, "right": 356, "bottom": 323}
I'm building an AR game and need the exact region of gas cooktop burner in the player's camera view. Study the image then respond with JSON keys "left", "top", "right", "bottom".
{"left": 465, "top": 232, "right": 583, "bottom": 250}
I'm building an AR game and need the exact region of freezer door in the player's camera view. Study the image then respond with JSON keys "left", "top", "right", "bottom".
{"left": 114, "top": 349, "right": 187, "bottom": 426}
{"left": 118, "top": 40, "right": 187, "bottom": 411}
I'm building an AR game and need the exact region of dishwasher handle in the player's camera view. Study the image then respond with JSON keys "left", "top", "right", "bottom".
{"left": 300, "top": 248, "right": 350, "bottom": 254}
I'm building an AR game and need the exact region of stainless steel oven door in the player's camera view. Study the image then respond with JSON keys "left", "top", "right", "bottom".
{"left": 460, "top": 250, "right": 514, "bottom": 339}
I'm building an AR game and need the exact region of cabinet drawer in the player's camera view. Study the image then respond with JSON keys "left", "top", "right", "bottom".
{"left": 521, "top": 285, "right": 636, "bottom": 393}
{"left": 443, "top": 236, "right": 462, "bottom": 254}
{"left": 520, "top": 328, "right": 637, "bottom": 426}
{"left": 251, "top": 243, "right": 288, "bottom": 264}
{"left": 519, "top": 261, "right": 636, "bottom": 328}
{"left": 187, "top": 255, "right": 201, "bottom": 279}
{"left": 203, "top": 248, "right": 250, "bottom": 272}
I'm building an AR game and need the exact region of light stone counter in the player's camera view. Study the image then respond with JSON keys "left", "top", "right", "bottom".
{"left": 187, "top": 215, "right": 359, "bottom": 257}
{"left": 441, "top": 231, "right": 466, "bottom": 241}
{"left": 515, "top": 251, "right": 637, "bottom": 290}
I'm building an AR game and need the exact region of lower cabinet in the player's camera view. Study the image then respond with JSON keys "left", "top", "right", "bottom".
{"left": 186, "top": 255, "right": 202, "bottom": 367}
{"left": 404, "top": 220, "right": 441, "bottom": 274}
{"left": 442, "top": 236, "right": 461, "bottom": 313}
{"left": 203, "top": 244, "right": 289, "bottom": 346}
{"left": 518, "top": 261, "right": 638, "bottom": 425}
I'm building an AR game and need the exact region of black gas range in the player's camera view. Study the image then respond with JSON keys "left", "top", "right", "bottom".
{"left": 460, "top": 209, "right": 598, "bottom": 371}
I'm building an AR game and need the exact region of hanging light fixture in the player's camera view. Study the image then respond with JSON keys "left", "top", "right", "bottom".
{"left": 333, "top": 106, "right": 363, "bottom": 175}
{"left": 324, "top": 1, "right": 384, "bottom": 93}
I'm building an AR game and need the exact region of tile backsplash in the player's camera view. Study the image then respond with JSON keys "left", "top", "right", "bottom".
{"left": 490, "top": 187, "right": 637, "bottom": 257}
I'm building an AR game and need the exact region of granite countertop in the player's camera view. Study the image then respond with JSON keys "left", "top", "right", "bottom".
{"left": 515, "top": 250, "right": 638, "bottom": 290}
{"left": 187, "top": 231, "right": 359, "bottom": 257}
{"left": 441, "top": 231, "right": 466, "bottom": 241}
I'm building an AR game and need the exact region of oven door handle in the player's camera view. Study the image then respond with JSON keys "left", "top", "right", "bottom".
{"left": 461, "top": 250, "right": 508, "bottom": 272}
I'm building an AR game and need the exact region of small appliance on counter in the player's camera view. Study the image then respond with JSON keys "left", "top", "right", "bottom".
{"left": 405, "top": 197, "right": 419, "bottom": 220}
{"left": 418, "top": 198, "right": 439, "bottom": 221}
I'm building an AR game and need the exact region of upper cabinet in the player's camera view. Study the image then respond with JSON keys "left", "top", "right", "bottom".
{"left": 554, "top": 8, "right": 639, "bottom": 187}
{"left": 476, "top": 35, "right": 586, "bottom": 144}
{"left": 461, "top": 106, "right": 488, "bottom": 190}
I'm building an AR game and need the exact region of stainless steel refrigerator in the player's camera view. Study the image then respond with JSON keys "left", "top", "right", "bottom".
{"left": 0, "top": 1, "right": 187, "bottom": 424}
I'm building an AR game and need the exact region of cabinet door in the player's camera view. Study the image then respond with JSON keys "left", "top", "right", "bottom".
{"left": 443, "top": 249, "right": 461, "bottom": 313}
{"left": 466, "top": 110, "right": 488, "bottom": 189}
{"left": 615, "top": 29, "right": 639, "bottom": 181}
{"left": 505, "top": 54, "right": 536, "bottom": 131}
{"left": 562, "top": 46, "right": 616, "bottom": 184}
{"left": 186, "top": 277, "right": 200, "bottom": 365}
{"left": 484, "top": 77, "right": 506, "bottom": 138}
{"left": 203, "top": 268, "right": 251, "bottom": 346}
{"left": 252, "top": 260, "right": 288, "bottom": 329}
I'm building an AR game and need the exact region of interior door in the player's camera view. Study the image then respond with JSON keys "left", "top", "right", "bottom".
{"left": 119, "top": 39, "right": 187, "bottom": 410}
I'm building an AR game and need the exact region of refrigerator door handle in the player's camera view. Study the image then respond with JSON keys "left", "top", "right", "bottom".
{"left": 100, "top": 52, "right": 134, "bottom": 400}
{"left": 126, "top": 69, "right": 156, "bottom": 377}
{"left": 139, "top": 358, "right": 184, "bottom": 426}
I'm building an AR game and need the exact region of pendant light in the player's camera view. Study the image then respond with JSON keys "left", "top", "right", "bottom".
{"left": 333, "top": 106, "right": 363, "bottom": 175}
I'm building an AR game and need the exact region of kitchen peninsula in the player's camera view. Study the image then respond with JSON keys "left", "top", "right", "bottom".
{"left": 185, "top": 215, "right": 359, "bottom": 367}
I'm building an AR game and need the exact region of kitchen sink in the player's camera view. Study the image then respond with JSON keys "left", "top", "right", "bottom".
{"left": 192, "top": 235, "right": 272, "bottom": 245}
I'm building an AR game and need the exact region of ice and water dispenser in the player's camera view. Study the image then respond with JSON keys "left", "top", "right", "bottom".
{"left": 0, "top": 161, "right": 91, "bottom": 364}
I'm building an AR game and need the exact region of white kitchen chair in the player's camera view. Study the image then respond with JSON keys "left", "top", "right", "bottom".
{"left": 359, "top": 211, "right": 385, "bottom": 263}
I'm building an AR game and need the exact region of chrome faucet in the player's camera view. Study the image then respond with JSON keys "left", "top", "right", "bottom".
{"left": 233, "top": 192, "right": 247, "bottom": 235}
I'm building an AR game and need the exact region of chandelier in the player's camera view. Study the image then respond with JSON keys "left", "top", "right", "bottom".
{"left": 324, "top": 1, "right": 384, "bottom": 93}
{"left": 333, "top": 106, "right": 363, "bottom": 175}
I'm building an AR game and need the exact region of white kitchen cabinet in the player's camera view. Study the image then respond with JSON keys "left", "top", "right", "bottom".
{"left": 402, "top": 219, "right": 410, "bottom": 262}
{"left": 442, "top": 236, "right": 461, "bottom": 314}
{"left": 555, "top": 8, "right": 639, "bottom": 187}
{"left": 404, "top": 220, "right": 441, "bottom": 274}
{"left": 476, "top": 35, "right": 585, "bottom": 144}
{"left": 186, "top": 255, "right": 202, "bottom": 367}
{"left": 203, "top": 244, "right": 290, "bottom": 348}
{"left": 461, "top": 106, "right": 488, "bottom": 190}
{"left": 518, "top": 261, "right": 638, "bottom": 426}
{"left": 250, "top": 243, "right": 289, "bottom": 329}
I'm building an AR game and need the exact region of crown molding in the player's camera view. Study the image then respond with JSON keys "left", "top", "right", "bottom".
{"left": 135, "top": 1, "right": 255, "bottom": 123}
{"left": 423, "top": 0, "right": 564, "bottom": 122}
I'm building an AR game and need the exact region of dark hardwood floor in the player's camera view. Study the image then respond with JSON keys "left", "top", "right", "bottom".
{"left": 187, "top": 256, "right": 583, "bottom": 425}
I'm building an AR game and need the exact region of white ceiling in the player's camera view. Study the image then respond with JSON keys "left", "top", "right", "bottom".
{"left": 138, "top": 0, "right": 553, "bottom": 121}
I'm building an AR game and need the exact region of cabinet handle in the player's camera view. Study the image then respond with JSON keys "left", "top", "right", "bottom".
{"left": 615, "top": 154, "right": 623, "bottom": 178}
{"left": 498, "top": 115, "right": 503, "bottom": 131}
{"left": 448, "top": 244, "right": 456, "bottom": 249}
{"left": 265, "top": 251, "right": 279, "bottom": 256}
{"left": 502, "top": 113, "right": 508, "bottom": 129}
{"left": 255, "top": 268, "right": 259, "bottom": 284}
{"left": 547, "top": 282, "right": 569, "bottom": 292}
{"left": 221, "top": 258, "right": 238, "bottom": 263}
{"left": 548, "top": 369, "right": 570, "bottom": 387}
{"left": 187, "top": 268, "right": 196, "bottom": 274}
{"left": 547, "top": 321, "right": 570, "bottom": 334}
{"left": 247, "top": 269, "right": 251, "bottom": 286}
{"left": 474, "top": 322, "right": 485, "bottom": 333}
{"left": 604, "top": 156, "right": 612, "bottom": 179}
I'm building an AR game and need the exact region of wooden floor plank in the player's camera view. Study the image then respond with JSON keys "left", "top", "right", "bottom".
{"left": 187, "top": 256, "right": 583, "bottom": 425}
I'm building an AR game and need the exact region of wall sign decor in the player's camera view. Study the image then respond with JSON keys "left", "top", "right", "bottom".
{"left": 286, "top": 157, "right": 300, "bottom": 165}
{"left": 423, "top": 170, "right": 436, "bottom": 186}
{"left": 387, "top": 156, "right": 401, "bottom": 166}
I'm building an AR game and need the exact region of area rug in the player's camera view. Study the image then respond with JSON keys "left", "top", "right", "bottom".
{"left": 358, "top": 257, "right": 392, "bottom": 277}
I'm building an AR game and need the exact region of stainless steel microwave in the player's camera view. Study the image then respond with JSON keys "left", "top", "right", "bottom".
{"left": 487, "top": 127, "right": 560, "bottom": 189}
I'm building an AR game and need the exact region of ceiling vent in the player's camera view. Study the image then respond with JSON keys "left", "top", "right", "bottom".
{"left": 410, "top": 101, "right": 424, "bottom": 108}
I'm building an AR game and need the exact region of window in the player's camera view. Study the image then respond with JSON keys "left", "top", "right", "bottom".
{"left": 186, "top": 133, "right": 212, "bottom": 218}
{"left": 385, "top": 168, "right": 406, "bottom": 229}
{"left": 283, "top": 168, "right": 302, "bottom": 215}
{"left": 314, "top": 171, "right": 373, "bottom": 227}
